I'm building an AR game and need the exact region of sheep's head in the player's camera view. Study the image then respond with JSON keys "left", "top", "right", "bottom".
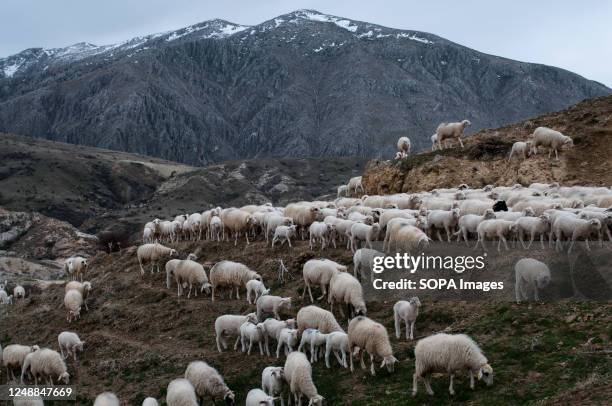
{"left": 483, "top": 184, "right": 494, "bottom": 192}
{"left": 380, "top": 355, "right": 399, "bottom": 373}
{"left": 272, "top": 367, "right": 284, "bottom": 379}
{"left": 409, "top": 296, "right": 421, "bottom": 307}
{"left": 461, "top": 119, "right": 472, "bottom": 127}
{"left": 187, "top": 253, "right": 198, "bottom": 261}
{"left": 512, "top": 184, "right": 523, "bottom": 189}
{"left": 201, "top": 282, "right": 212, "bottom": 295}
{"left": 458, "top": 183, "right": 469, "bottom": 190}
{"left": 478, "top": 364, "right": 494, "bottom": 385}
{"left": 570, "top": 199, "right": 584, "bottom": 209}
{"left": 31, "top": 345, "right": 40, "bottom": 352}
{"left": 169, "top": 249, "right": 179, "bottom": 258}
{"left": 308, "top": 395, "right": 325, "bottom": 406}
{"left": 246, "top": 312, "right": 258, "bottom": 323}
{"left": 58, "top": 372, "right": 70, "bottom": 384}
{"left": 252, "top": 273, "right": 263, "bottom": 282}
{"left": 451, "top": 208, "right": 461, "bottom": 219}
{"left": 223, "top": 390, "right": 236, "bottom": 405}
{"left": 455, "top": 191, "right": 466, "bottom": 200}
{"left": 81, "top": 259, "right": 89, "bottom": 268}
{"left": 589, "top": 219, "right": 602, "bottom": 231}
{"left": 536, "top": 274, "right": 551, "bottom": 289}
{"left": 83, "top": 282, "right": 92, "bottom": 292}
{"left": 483, "top": 209, "right": 496, "bottom": 220}
{"left": 288, "top": 225, "right": 297, "bottom": 235}
{"left": 523, "top": 207, "right": 536, "bottom": 217}
{"left": 282, "top": 217, "right": 294, "bottom": 226}
{"left": 354, "top": 306, "right": 367, "bottom": 316}
{"left": 488, "top": 191, "right": 500, "bottom": 200}
{"left": 279, "top": 297, "right": 292, "bottom": 310}
{"left": 564, "top": 137, "right": 574, "bottom": 147}
{"left": 540, "top": 213, "right": 552, "bottom": 225}
{"left": 285, "top": 319, "right": 296, "bottom": 328}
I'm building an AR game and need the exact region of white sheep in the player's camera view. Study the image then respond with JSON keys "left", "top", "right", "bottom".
{"left": 246, "top": 279, "right": 269, "bottom": 304}
{"left": 552, "top": 216, "right": 601, "bottom": 253}
{"left": 393, "top": 297, "right": 421, "bottom": 340}
{"left": 349, "top": 222, "right": 381, "bottom": 253}
{"left": 297, "top": 306, "right": 344, "bottom": 337}
{"left": 143, "top": 226, "right": 154, "bottom": 243}
{"left": 0, "top": 290, "right": 10, "bottom": 305}
{"left": 397, "top": 136, "right": 411, "bottom": 156}
{"left": 58, "top": 331, "right": 85, "bottom": 361}
{"left": 166, "top": 378, "right": 198, "bottom": 406}
{"left": 284, "top": 203, "right": 323, "bottom": 238}
{"left": 412, "top": 333, "right": 493, "bottom": 396}
{"left": 309, "top": 221, "right": 335, "bottom": 250}
{"left": 382, "top": 217, "right": 426, "bottom": 251}
{"left": 93, "top": 392, "right": 120, "bottom": 406}
{"left": 64, "top": 256, "right": 88, "bottom": 281}
{"left": 214, "top": 313, "right": 258, "bottom": 352}
{"left": 184, "top": 361, "right": 235, "bottom": 404}
{"left": 64, "top": 289, "right": 83, "bottom": 322}
{"left": 531, "top": 126, "right": 573, "bottom": 160}
{"left": 65, "top": 281, "right": 92, "bottom": 310}
{"left": 209, "top": 260, "right": 262, "bottom": 301}
{"left": 21, "top": 348, "right": 70, "bottom": 385}
{"left": 337, "top": 185, "right": 349, "bottom": 198}
{"left": 427, "top": 209, "right": 460, "bottom": 242}
{"left": 246, "top": 388, "right": 275, "bottom": 406}
{"left": 353, "top": 248, "right": 385, "bottom": 281}
{"left": 262, "top": 318, "right": 296, "bottom": 356}
{"left": 272, "top": 225, "right": 297, "bottom": 248}
{"left": 431, "top": 133, "right": 441, "bottom": 151}
{"left": 142, "top": 397, "right": 159, "bottom": 406}
{"left": 265, "top": 213, "right": 294, "bottom": 244}
{"left": 257, "top": 295, "right": 292, "bottom": 320}
{"left": 221, "top": 208, "right": 256, "bottom": 245}
{"left": 302, "top": 259, "right": 347, "bottom": 303}
{"left": 514, "top": 214, "right": 552, "bottom": 249}
{"left": 324, "top": 331, "right": 349, "bottom": 368}
{"left": 508, "top": 141, "right": 532, "bottom": 161}
{"left": 240, "top": 322, "right": 267, "bottom": 355}
{"left": 136, "top": 243, "right": 178, "bottom": 275}
{"left": 436, "top": 120, "right": 471, "bottom": 149}
{"left": 297, "top": 329, "right": 328, "bottom": 363}
{"left": 276, "top": 328, "right": 299, "bottom": 358}
{"left": 261, "top": 366, "right": 284, "bottom": 405}
{"left": 13, "top": 285, "right": 25, "bottom": 300}
{"left": 209, "top": 215, "right": 223, "bottom": 241}
{"left": 515, "top": 258, "right": 551, "bottom": 303}
{"left": 174, "top": 259, "right": 212, "bottom": 298}
{"left": 2, "top": 344, "right": 39, "bottom": 380}
{"left": 283, "top": 352, "right": 324, "bottom": 406}
{"left": 347, "top": 176, "right": 364, "bottom": 197}
{"left": 386, "top": 224, "right": 431, "bottom": 254}
{"left": 474, "top": 219, "right": 516, "bottom": 251}
{"left": 453, "top": 210, "right": 496, "bottom": 246}
{"left": 328, "top": 272, "right": 367, "bottom": 318}
{"left": 578, "top": 211, "right": 612, "bottom": 242}
{"left": 348, "top": 316, "right": 398, "bottom": 376}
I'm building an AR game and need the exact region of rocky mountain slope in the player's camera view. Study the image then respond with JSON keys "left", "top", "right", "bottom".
{"left": 1, "top": 10, "right": 609, "bottom": 164}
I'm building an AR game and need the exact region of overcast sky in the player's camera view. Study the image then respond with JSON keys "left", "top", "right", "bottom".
{"left": 2, "top": 0, "right": 611, "bottom": 86}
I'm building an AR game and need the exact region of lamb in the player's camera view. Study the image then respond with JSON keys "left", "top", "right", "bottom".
{"left": 93, "top": 392, "right": 120, "bottom": 406}
{"left": 515, "top": 258, "right": 551, "bottom": 303}
{"left": 13, "top": 285, "right": 25, "bottom": 300}
{"left": 427, "top": 209, "right": 460, "bottom": 242}
{"left": 142, "top": 397, "right": 159, "bottom": 406}
{"left": 386, "top": 224, "right": 431, "bottom": 254}
{"left": 302, "top": 259, "right": 347, "bottom": 303}
{"left": 65, "top": 281, "right": 92, "bottom": 310}
{"left": 184, "top": 361, "right": 235, "bottom": 404}
{"left": 214, "top": 313, "right": 258, "bottom": 352}
{"left": 325, "top": 331, "right": 349, "bottom": 368}
{"left": 283, "top": 352, "right": 325, "bottom": 406}
{"left": 166, "top": 378, "right": 198, "bottom": 406}
{"left": 136, "top": 243, "right": 178, "bottom": 275}
{"left": 22, "top": 348, "right": 70, "bottom": 385}
{"left": 347, "top": 176, "right": 364, "bottom": 197}
{"left": 261, "top": 318, "right": 296, "bottom": 356}
{"left": 578, "top": 211, "right": 612, "bottom": 242}
{"left": 174, "top": 259, "right": 212, "bottom": 298}
{"left": 508, "top": 141, "right": 532, "bottom": 161}
{"left": 64, "top": 256, "right": 88, "bottom": 281}
{"left": 436, "top": 120, "right": 471, "bottom": 149}
{"left": 328, "top": 272, "right": 367, "bottom": 318}
{"left": 2, "top": 344, "right": 39, "bottom": 380}
{"left": 261, "top": 366, "right": 284, "bottom": 405}
{"left": 393, "top": 297, "right": 421, "bottom": 340}
{"left": 531, "top": 126, "right": 573, "bottom": 160}
{"left": 337, "top": 185, "right": 349, "bottom": 198}
{"left": 64, "top": 289, "right": 83, "bottom": 322}
{"left": 325, "top": 218, "right": 356, "bottom": 249}
{"left": 349, "top": 222, "right": 381, "bottom": 253}
{"left": 240, "top": 321, "right": 267, "bottom": 355}
{"left": 276, "top": 328, "right": 299, "bottom": 358}
{"left": 58, "top": 331, "right": 85, "bottom": 361}
{"left": 272, "top": 225, "right": 297, "bottom": 248}
{"left": 297, "top": 305, "right": 344, "bottom": 337}
{"left": 348, "top": 316, "right": 398, "bottom": 376}
{"left": 397, "top": 136, "right": 411, "bottom": 156}
{"left": 514, "top": 214, "right": 552, "bottom": 249}
{"left": 297, "top": 329, "right": 328, "bottom": 363}
{"left": 412, "top": 333, "right": 493, "bottom": 396}
{"left": 257, "top": 296, "right": 292, "bottom": 320}
{"left": 265, "top": 214, "right": 294, "bottom": 244}
{"left": 209, "top": 260, "right": 262, "bottom": 301}
{"left": 221, "top": 208, "right": 256, "bottom": 245}
{"left": 453, "top": 210, "right": 496, "bottom": 246}
{"left": 552, "top": 216, "right": 601, "bottom": 253}
{"left": 209, "top": 215, "right": 223, "bottom": 241}
{"left": 474, "top": 219, "right": 517, "bottom": 251}
{"left": 246, "top": 388, "right": 276, "bottom": 406}
{"left": 309, "top": 222, "right": 335, "bottom": 250}
{"left": 353, "top": 248, "right": 385, "bottom": 281}
{"left": 246, "top": 279, "right": 269, "bottom": 304}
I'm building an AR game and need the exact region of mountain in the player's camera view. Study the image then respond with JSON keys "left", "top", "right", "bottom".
{"left": 0, "top": 9, "right": 609, "bottom": 164}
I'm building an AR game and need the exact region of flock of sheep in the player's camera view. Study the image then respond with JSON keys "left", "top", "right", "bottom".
{"left": 1, "top": 122, "right": 610, "bottom": 405}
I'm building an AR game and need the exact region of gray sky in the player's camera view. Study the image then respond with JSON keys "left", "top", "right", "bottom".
{"left": 2, "top": 0, "right": 611, "bottom": 87}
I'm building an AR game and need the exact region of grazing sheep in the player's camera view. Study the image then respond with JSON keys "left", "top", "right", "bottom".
{"left": 65, "top": 281, "right": 92, "bottom": 310}
{"left": 297, "top": 306, "right": 344, "bottom": 337}
{"left": 298, "top": 329, "right": 328, "bottom": 363}
{"left": 393, "top": 298, "right": 421, "bottom": 340}
{"left": 209, "top": 260, "right": 262, "bottom": 301}
{"left": 272, "top": 225, "right": 297, "bottom": 248}
{"left": 397, "top": 136, "right": 411, "bottom": 156}
{"left": 386, "top": 224, "right": 431, "bottom": 254}
{"left": 474, "top": 219, "right": 516, "bottom": 251}
{"left": 453, "top": 210, "right": 496, "bottom": 246}
{"left": 309, "top": 222, "right": 335, "bottom": 250}
{"left": 64, "top": 256, "right": 88, "bottom": 281}
{"left": 246, "top": 279, "right": 269, "bottom": 304}
{"left": 13, "top": 285, "right": 25, "bottom": 300}
{"left": 240, "top": 322, "right": 267, "bottom": 355}
{"left": 302, "top": 259, "right": 347, "bottom": 303}
{"left": 166, "top": 378, "right": 198, "bottom": 406}
{"left": 353, "top": 248, "right": 385, "bottom": 281}
{"left": 264, "top": 214, "right": 294, "bottom": 244}
{"left": 276, "top": 328, "right": 299, "bottom": 358}
{"left": 531, "top": 127, "right": 573, "bottom": 160}
{"left": 214, "top": 313, "right": 258, "bottom": 352}
{"left": 283, "top": 352, "right": 324, "bottom": 406}
{"left": 436, "top": 120, "right": 471, "bottom": 149}
{"left": 22, "top": 348, "right": 70, "bottom": 385}
{"left": 508, "top": 141, "right": 532, "bottom": 161}
{"left": 383, "top": 217, "right": 426, "bottom": 251}
{"left": 328, "top": 272, "right": 367, "bottom": 318}
{"left": 325, "top": 331, "right": 349, "bottom": 368}
{"left": 515, "top": 214, "right": 552, "bottom": 249}
{"left": 136, "top": 243, "right": 178, "bottom": 275}
{"left": 63, "top": 289, "right": 83, "bottom": 323}
{"left": 262, "top": 318, "right": 297, "bottom": 356}
{"left": 142, "top": 397, "right": 159, "bottom": 406}
{"left": 515, "top": 258, "right": 551, "bottom": 303}
{"left": 184, "top": 361, "right": 235, "bottom": 405}
{"left": 262, "top": 366, "right": 285, "bottom": 405}
{"left": 58, "top": 331, "right": 85, "bottom": 361}
{"left": 246, "top": 388, "right": 275, "bottom": 406}
{"left": 257, "top": 296, "right": 292, "bottom": 320}
{"left": 221, "top": 208, "right": 256, "bottom": 245}
{"left": 337, "top": 185, "right": 349, "bottom": 198}
{"left": 347, "top": 177, "right": 364, "bottom": 197}
{"left": 174, "top": 260, "right": 212, "bottom": 298}
{"left": 93, "top": 392, "right": 120, "bottom": 406}
{"left": 412, "top": 333, "right": 493, "bottom": 396}
{"left": 349, "top": 222, "right": 381, "bottom": 253}
{"left": 348, "top": 316, "right": 398, "bottom": 376}
{"left": 2, "top": 344, "right": 39, "bottom": 380}
{"left": 427, "top": 209, "right": 460, "bottom": 242}
{"left": 552, "top": 216, "right": 601, "bottom": 253}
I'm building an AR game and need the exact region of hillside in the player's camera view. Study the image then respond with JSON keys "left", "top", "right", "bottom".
{"left": 0, "top": 10, "right": 609, "bottom": 164}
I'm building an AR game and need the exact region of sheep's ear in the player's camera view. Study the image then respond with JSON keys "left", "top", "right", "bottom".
{"left": 478, "top": 369, "right": 484, "bottom": 380}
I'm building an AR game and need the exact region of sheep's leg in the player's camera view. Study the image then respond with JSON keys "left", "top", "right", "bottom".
{"left": 436, "top": 229, "right": 443, "bottom": 242}
{"left": 515, "top": 275, "right": 522, "bottom": 303}
{"left": 534, "top": 286, "right": 540, "bottom": 302}
{"left": 410, "top": 321, "right": 415, "bottom": 340}
{"left": 325, "top": 344, "right": 332, "bottom": 368}
{"left": 138, "top": 257, "right": 145, "bottom": 275}
{"left": 276, "top": 341, "right": 282, "bottom": 358}
{"left": 412, "top": 373, "right": 419, "bottom": 396}
{"left": 316, "top": 285, "right": 327, "bottom": 301}
{"left": 359, "top": 351, "right": 366, "bottom": 370}
{"left": 258, "top": 341, "right": 264, "bottom": 355}
{"left": 246, "top": 232, "right": 250, "bottom": 245}
{"left": 216, "top": 335, "right": 223, "bottom": 352}
{"left": 211, "top": 286, "right": 216, "bottom": 302}
{"left": 369, "top": 353, "right": 376, "bottom": 376}
{"left": 236, "top": 286, "right": 241, "bottom": 300}
{"left": 308, "top": 285, "right": 315, "bottom": 303}
{"left": 248, "top": 340, "right": 253, "bottom": 355}
{"left": 555, "top": 148, "right": 559, "bottom": 160}
{"left": 287, "top": 238, "right": 292, "bottom": 248}
{"left": 265, "top": 336, "right": 270, "bottom": 356}
{"left": 469, "top": 370, "right": 475, "bottom": 389}
{"left": 458, "top": 138, "right": 465, "bottom": 148}
{"left": 423, "top": 376, "right": 434, "bottom": 396}
{"left": 234, "top": 336, "right": 241, "bottom": 351}
{"left": 449, "top": 373, "right": 455, "bottom": 395}
{"left": 445, "top": 226, "right": 452, "bottom": 243}
{"left": 349, "top": 346, "right": 355, "bottom": 372}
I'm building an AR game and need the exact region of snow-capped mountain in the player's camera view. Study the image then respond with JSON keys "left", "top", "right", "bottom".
{"left": 0, "top": 10, "right": 608, "bottom": 164}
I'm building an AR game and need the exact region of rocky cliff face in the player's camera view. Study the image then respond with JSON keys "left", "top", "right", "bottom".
{"left": 0, "top": 10, "right": 609, "bottom": 165}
